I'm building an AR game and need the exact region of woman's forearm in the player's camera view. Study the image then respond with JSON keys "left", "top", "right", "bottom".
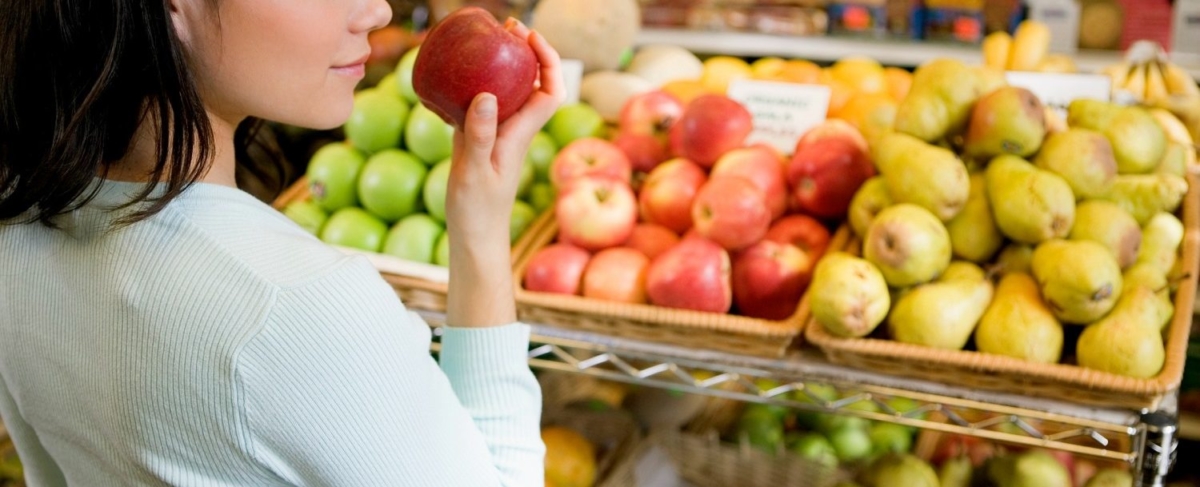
{"left": 446, "top": 233, "right": 518, "bottom": 328}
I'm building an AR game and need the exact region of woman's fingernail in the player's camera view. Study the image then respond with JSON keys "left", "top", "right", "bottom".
{"left": 477, "top": 94, "right": 497, "bottom": 117}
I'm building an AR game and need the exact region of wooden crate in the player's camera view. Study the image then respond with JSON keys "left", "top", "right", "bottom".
{"left": 806, "top": 175, "right": 1200, "bottom": 410}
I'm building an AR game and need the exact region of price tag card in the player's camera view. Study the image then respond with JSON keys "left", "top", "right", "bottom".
{"left": 727, "top": 80, "right": 831, "bottom": 154}
{"left": 560, "top": 59, "right": 585, "bottom": 105}
{"left": 1004, "top": 72, "right": 1112, "bottom": 113}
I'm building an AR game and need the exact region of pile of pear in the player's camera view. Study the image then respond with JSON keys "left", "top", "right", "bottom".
{"left": 809, "top": 58, "right": 1193, "bottom": 379}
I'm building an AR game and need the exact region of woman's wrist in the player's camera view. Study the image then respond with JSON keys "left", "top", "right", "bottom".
{"left": 446, "top": 237, "right": 518, "bottom": 328}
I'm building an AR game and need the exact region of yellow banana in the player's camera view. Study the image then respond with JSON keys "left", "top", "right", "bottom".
{"left": 1162, "top": 62, "right": 1200, "bottom": 97}
{"left": 1008, "top": 20, "right": 1050, "bottom": 71}
{"left": 983, "top": 32, "right": 1012, "bottom": 70}
{"left": 1123, "top": 63, "right": 1148, "bottom": 101}
{"left": 1145, "top": 62, "right": 1170, "bottom": 104}
{"left": 1150, "top": 108, "right": 1195, "bottom": 146}
{"left": 1102, "top": 62, "right": 1133, "bottom": 93}
{"left": 1037, "top": 54, "right": 1077, "bottom": 73}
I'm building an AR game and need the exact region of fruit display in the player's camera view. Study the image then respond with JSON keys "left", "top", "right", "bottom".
{"left": 283, "top": 44, "right": 564, "bottom": 267}
{"left": 809, "top": 55, "right": 1194, "bottom": 379}
{"left": 521, "top": 90, "right": 866, "bottom": 322}
{"left": 542, "top": 426, "right": 599, "bottom": 487}
{"left": 922, "top": 433, "right": 1135, "bottom": 487}
{"left": 1100, "top": 41, "right": 1200, "bottom": 148}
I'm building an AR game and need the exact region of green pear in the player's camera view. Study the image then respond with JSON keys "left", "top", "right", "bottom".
{"left": 1033, "top": 128, "right": 1117, "bottom": 199}
{"left": 1105, "top": 107, "right": 1168, "bottom": 174}
{"left": 862, "top": 454, "right": 940, "bottom": 487}
{"left": 849, "top": 176, "right": 893, "bottom": 238}
{"left": 1077, "top": 286, "right": 1169, "bottom": 378}
{"left": 963, "top": 87, "right": 1046, "bottom": 159}
{"left": 810, "top": 253, "right": 891, "bottom": 338}
{"left": 994, "top": 243, "right": 1034, "bottom": 276}
{"left": 894, "top": 58, "right": 987, "bottom": 142}
{"left": 864, "top": 204, "right": 952, "bottom": 287}
{"left": 1156, "top": 141, "right": 1190, "bottom": 177}
{"left": 938, "top": 456, "right": 973, "bottom": 487}
{"left": 946, "top": 173, "right": 1005, "bottom": 263}
{"left": 888, "top": 262, "right": 993, "bottom": 349}
{"left": 987, "top": 155, "right": 1076, "bottom": 244}
{"left": 1069, "top": 200, "right": 1142, "bottom": 269}
{"left": 1067, "top": 99, "right": 1122, "bottom": 130}
{"left": 1102, "top": 173, "right": 1188, "bottom": 225}
{"left": 1136, "top": 212, "right": 1185, "bottom": 274}
{"left": 1031, "top": 240, "right": 1123, "bottom": 324}
{"left": 1125, "top": 261, "right": 1169, "bottom": 298}
{"left": 987, "top": 450, "right": 1071, "bottom": 487}
{"left": 873, "top": 132, "right": 970, "bottom": 221}
{"left": 942, "top": 260, "right": 987, "bottom": 281}
{"left": 975, "top": 273, "right": 1064, "bottom": 363}
{"left": 1084, "top": 469, "right": 1134, "bottom": 487}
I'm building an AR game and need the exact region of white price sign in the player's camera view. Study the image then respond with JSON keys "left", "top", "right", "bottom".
{"left": 727, "top": 80, "right": 831, "bottom": 154}
{"left": 1004, "top": 72, "right": 1112, "bottom": 113}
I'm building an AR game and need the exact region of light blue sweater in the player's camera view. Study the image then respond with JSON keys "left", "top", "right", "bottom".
{"left": 0, "top": 180, "right": 544, "bottom": 486}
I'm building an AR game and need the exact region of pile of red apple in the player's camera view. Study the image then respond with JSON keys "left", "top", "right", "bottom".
{"left": 522, "top": 91, "right": 876, "bottom": 320}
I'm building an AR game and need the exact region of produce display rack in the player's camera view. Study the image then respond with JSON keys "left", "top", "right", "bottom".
{"left": 634, "top": 28, "right": 1200, "bottom": 82}
{"left": 421, "top": 310, "right": 1182, "bottom": 485}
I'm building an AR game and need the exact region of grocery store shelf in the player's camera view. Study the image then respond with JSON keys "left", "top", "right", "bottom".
{"left": 634, "top": 28, "right": 1200, "bottom": 81}
{"left": 420, "top": 311, "right": 1148, "bottom": 465}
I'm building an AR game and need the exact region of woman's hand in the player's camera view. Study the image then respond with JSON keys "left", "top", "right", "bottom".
{"left": 444, "top": 20, "right": 565, "bottom": 328}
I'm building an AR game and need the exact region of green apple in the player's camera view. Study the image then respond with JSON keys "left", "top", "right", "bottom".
{"left": 423, "top": 159, "right": 452, "bottom": 222}
{"left": 510, "top": 200, "right": 538, "bottom": 244}
{"left": 306, "top": 142, "right": 366, "bottom": 211}
{"left": 320, "top": 207, "right": 388, "bottom": 252}
{"left": 382, "top": 214, "right": 445, "bottom": 264}
{"left": 527, "top": 183, "right": 556, "bottom": 213}
{"left": 377, "top": 73, "right": 401, "bottom": 98}
{"left": 357, "top": 149, "right": 427, "bottom": 222}
{"left": 405, "top": 103, "right": 454, "bottom": 164}
{"left": 394, "top": 47, "right": 420, "bottom": 104}
{"left": 283, "top": 200, "right": 328, "bottom": 236}
{"left": 517, "top": 159, "right": 535, "bottom": 200}
{"left": 790, "top": 433, "right": 838, "bottom": 468}
{"left": 526, "top": 131, "right": 558, "bottom": 182}
{"left": 345, "top": 89, "right": 410, "bottom": 154}
{"left": 434, "top": 232, "right": 451, "bottom": 267}
{"left": 546, "top": 103, "right": 605, "bottom": 147}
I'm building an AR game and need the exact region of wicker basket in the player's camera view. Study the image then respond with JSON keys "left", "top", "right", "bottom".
{"left": 599, "top": 430, "right": 847, "bottom": 487}
{"left": 272, "top": 177, "right": 552, "bottom": 312}
{"left": 513, "top": 219, "right": 852, "bottom": 358}
{"left": 806, "top": 174, "right": 1200, "bottom": 410}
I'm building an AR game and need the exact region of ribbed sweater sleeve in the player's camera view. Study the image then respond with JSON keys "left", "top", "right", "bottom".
{"left": 236, "top": 258, "right": 544, "bottom": 486}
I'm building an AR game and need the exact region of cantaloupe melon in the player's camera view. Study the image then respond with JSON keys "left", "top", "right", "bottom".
{"left": 532, "top": 0, "right": 641, "bottom": 73}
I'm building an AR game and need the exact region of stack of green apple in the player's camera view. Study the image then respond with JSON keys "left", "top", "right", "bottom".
{"left": 734, "top": 380, "right": 924, "bottom": 470}
{"left": 282, "top": 46, "right": 566, "bottom": 267}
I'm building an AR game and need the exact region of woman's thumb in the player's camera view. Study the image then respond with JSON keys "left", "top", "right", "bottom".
{"left": 461, "top": 93, "right": 498, "bottom": 161}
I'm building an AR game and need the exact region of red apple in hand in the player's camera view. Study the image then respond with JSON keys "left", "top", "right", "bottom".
{"left": 620, "top": 91, "right": 685, "bottom": 136}
{"left": 733, "top": 240, "right": 813, "bottom": 320}
{"left": 639, "top": 158, "right": 707, "bottom": 234}
{"left": 614, "top": 132, "right": 670, "bottom": 173}
{"left": 524, "top": 244, "right": 591, "bottom": 295}
{"left": 692, "top": 177, "right": 772, "bottom": 251}
{"left": 647, "top": 237, "right": 733, "bottom": 313}
{"left": 764, "top": 215, "right": 832, "bottom": 258}
{"left": 550, "top": 138, "right": 633, "bottom": 187}
{"left": 669, "top": 95, "right": 753, "bottom": 168}
{"left": 557, "top": 176, "right": 638, "bottom": 252}
{"left": 711, "top": 146, "right": 789, "bottom": 220}
{"left": 625, "top": 223, "right": 680, "bottom": 260}
{"left": 788, "top": 138, "right": 874, "bottom": 219}
{"left": 583, "top": 247, "right": 651, "bottom": 303}
{"left": 413, "top": 7, "right": 537, "bottom": 127}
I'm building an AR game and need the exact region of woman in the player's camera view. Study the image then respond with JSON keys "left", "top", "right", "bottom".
{"left": 0, "top": 0, "right": 563, "bottom": 485}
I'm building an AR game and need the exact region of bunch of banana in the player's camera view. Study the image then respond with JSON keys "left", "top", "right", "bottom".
{"left": 1102, "top": 40, "right": 1200, "bottom": 105}
{"left": 982, "top": 20, "right": 1077, "bottom": 73}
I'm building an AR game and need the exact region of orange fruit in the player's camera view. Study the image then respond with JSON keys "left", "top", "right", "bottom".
{"left": 884, "top": 67, "right": 913, "bottom": 102}
{"left": 701, "top": 56, "right": 753, "bottom": 93}
{"left": 834, "top": 94, "right": 898, "bottom": 147}
{"left": 543, "top": 427, "right": 597, "bottom": 487}
{"left": 830, "top": 57, "right": 888, "bottom": 95}
{"left": 779, "top": 60, "right": 822, "bottom": 84}
{"left": 820, "top": 69, "right": 856, "bottom": 116}
{"left": 662, "top": 79, "right": 711, "bottom": 105}
{"left": 751, "top": 57, "right": 788, "bottom": 79}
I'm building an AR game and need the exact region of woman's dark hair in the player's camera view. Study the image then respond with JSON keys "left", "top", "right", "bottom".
{"left": 0, "top": 0, "right": 287, "bottom": 226}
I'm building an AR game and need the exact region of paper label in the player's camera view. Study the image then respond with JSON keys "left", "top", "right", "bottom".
{"left": 727, "top": 80, "right": 831, "bottom": 154}
{"left": 560, "top": 59, "right": 585, "bottom": 105}
{"left": 1004, "top": 72, "right": 1112, "bottom": 113}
